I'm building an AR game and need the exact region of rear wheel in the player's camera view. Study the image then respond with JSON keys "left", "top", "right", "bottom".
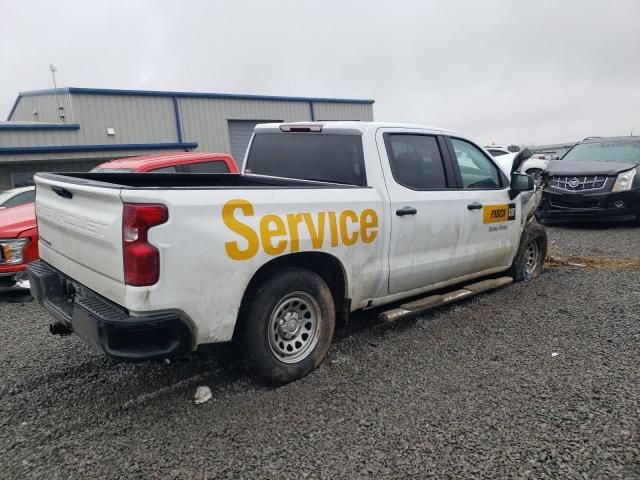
{"left": 508, "top": 222, "right": 548, "bottom": 280}
{"left": 237, "top": 267, "right": 335, "bottom": 385}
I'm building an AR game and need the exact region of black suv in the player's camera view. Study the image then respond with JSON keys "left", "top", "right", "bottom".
{"left": 537, "top": 136, "right": 640, "bottom": 224}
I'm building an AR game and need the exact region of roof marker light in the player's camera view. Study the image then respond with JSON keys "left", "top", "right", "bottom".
{"left": 279, "top": 124, "right": 323, "bottom": 133}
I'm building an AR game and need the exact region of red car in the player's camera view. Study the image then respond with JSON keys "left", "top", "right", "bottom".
{"left": 0, "top": 203, "right": 38, "bottom": 288}
{"left": 0, "top": 152, "right": 237, "bottom": 289}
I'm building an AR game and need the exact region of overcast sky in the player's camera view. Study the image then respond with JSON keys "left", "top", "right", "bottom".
{"left": 1, "top": 0, "right": 638, "bottom": 145}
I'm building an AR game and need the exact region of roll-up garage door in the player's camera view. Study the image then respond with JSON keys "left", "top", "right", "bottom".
{"left": 228, "top": 120, "right": 280, "bottom": 164}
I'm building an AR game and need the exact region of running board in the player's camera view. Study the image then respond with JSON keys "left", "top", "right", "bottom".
{"left": 379, "top": 276, "right": 514, "bottom": 323}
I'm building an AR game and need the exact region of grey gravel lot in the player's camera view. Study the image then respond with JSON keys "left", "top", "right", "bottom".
{"left": 1, "top": 223, "right": 639, "bottom": 479}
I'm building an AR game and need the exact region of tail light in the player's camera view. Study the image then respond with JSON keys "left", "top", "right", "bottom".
{"left": 123, "top": 203, "right": 168, "bottom": 286}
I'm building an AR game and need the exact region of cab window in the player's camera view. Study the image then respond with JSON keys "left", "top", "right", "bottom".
{"left": 450, "top": 138, "right": 502, "bottom": 189}
{"left": 149, "top": 166, "right": 178, "bottom": 173}
{"left": 384, "top": 134, "right": 448, "bottom": 190}
{"left": 183, "top": 161, "right": 230, "bottom": 173}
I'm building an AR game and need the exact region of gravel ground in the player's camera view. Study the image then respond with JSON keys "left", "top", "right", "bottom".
{"left": 1, "top": 224, "right": 638, "bottom": 479}
{"left": 546, "top": 222, "right": 639, "bottom": 259}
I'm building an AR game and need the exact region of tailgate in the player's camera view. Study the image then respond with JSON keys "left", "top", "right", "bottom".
{"left": 34, "top": 174, "right": 126, "bottom": 303}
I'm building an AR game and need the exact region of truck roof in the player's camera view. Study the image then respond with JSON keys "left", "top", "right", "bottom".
{"left": 95, "top": 151, "right": 237, "bottom": 172}
{"left": 254, "top": 121, "right": 464, "bottom": 138}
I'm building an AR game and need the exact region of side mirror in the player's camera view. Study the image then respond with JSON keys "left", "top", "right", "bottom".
{"left": 509, "top": 173, "right": 534, "bottom": 199}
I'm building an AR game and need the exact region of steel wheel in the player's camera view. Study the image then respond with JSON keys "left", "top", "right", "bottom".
{"left": 524, "top": 238, "right": 541, "bottom": 275}
{"left": 268, "top": 291, "right": 320, "bottom": 364}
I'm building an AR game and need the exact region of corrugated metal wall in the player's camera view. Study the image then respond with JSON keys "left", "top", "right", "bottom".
{"left": 0, "top": 129, "right": 81, "bottom": 148}
{"left": 10, "top": 93, "right": 74, "bottom": 123}
{"left": 71, "top": 94, "right": 178, "bottom": 144}
{"left": 179, "top": 98, "right": 311, "bottom": 152}
{"left": 312, "top": 102, "right": 374, "bottom": 121}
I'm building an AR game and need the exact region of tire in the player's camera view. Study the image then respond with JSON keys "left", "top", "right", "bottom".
{"left": 236, "top": 267, "right": 335, "bottom": 386}
{"left": 508, "top": 222, "right": 548, "bottom": 281}
{"left": 526, "top": 168, "right": 544, "bottom": 188}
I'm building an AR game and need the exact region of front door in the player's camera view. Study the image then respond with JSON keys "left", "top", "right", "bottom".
{"left": 377, "top": 129, "right": 467, "bottom": 294}
{"left": 447, "top": 137, "right": 520, "bottom": 275}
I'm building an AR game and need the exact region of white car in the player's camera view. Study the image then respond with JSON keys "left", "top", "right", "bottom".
{"left": 0, "top": 186, "right": 35, "bottom": 209}
{"left": 491, "top": 151, "right": 549, "bottom": 178}
{"left": 27, "top": 122, "right": 547, "bottom": 385}
{"left": 485, "top": 147, "right": 514, "bottom": 158}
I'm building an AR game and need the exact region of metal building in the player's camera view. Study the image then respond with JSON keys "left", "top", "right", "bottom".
{"left": 0, "top": 87, "right": 375, "bottom": 190}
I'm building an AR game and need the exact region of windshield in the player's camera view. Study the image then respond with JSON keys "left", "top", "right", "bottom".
{"left": 90, "top": 167, "right": 136, "bottom": 173}
{"left": 245, "top": 133, "right": 366, "bottom": 185}
{"left": 0, "top": 191, "right": 13, "bottom": 203}
{"left": 563, "top": 141, "right": 640, "bottom": 163}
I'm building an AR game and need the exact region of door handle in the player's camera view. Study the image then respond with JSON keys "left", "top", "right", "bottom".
{"left": 467, "top": 202, "right": 483, "bottom": 211}
{"left": 51, "top": 186, "right": 73, "bottom": 199}
{"left": 396, "top": 206, "right": 418, "bottom": 216}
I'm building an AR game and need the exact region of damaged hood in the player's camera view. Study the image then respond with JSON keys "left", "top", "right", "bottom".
{"left": 546, "top": 160, "right": 639, "bottom": 177}
{"left": 510, "top": 148, "right": 533, "bottom": 175}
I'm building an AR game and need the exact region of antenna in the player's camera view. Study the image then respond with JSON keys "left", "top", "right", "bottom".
{"left": 49, "top": 64, "right": 65, "bottom": 122}
{"left": 49, "top": 64, "right": 58, "bottom": 89}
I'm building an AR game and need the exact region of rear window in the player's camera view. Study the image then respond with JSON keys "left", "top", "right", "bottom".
{"left": 183, "top": 161, "right": 229, "bottom": 173}
{"left": 90, "top": 167, "right": 135, "bottom": 173}
{"left": 563, "top": 141, "right": 640, "bottom": 163}
{"left": 488, "top": 149, "right": 508, "bottom": 157}
{"left": 245, "top": 133, "right": 366, "bottom": 186}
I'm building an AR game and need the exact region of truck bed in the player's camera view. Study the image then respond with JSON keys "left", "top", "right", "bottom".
{"left": 36, "top": 172, "right": 363, "bottom": 190}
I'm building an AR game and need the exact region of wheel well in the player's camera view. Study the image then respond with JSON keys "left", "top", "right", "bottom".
{"left": 526, "top": 167, "right": 542, "bottom": 173}
{"left": 234, "top": 252, "right": 349, "bottom": 339}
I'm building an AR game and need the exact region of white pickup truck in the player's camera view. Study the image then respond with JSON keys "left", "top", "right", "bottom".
{"left": 27, "top": 122, "right": 547, "bottom": 384}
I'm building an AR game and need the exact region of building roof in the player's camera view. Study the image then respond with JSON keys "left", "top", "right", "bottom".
{"left": 17, "top": 87, "right": 375, "bottom": 105}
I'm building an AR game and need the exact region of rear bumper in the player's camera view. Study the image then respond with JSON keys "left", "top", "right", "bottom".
{"left": 26, "top": 260, "right": 193, "bottom": 362}
{"left": 537, "top": 188, "right": 640, "bottom": 223}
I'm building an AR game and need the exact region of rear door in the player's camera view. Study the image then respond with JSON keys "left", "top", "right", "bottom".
{"left": 377, "top": 129, "right": 467, "bottom": 294}
{"left": 34, "top": 174, "right": 126, "bottom": 303}
{"left": 446, "top": 137, "right": 520, "bottom": 274}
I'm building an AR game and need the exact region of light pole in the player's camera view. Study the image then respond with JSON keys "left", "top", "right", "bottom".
{"left": 49, "top": 64, "right": 58, "bottom": 89}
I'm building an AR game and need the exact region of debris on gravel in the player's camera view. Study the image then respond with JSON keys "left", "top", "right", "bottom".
{"left": 0, "top": 224, "right": 638, "bottom": 479}
{"left": 194, "top": 386, "right": 213, "bottom": 405}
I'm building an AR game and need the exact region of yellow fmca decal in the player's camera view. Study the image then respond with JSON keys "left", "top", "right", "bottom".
{"left": 483, "top": 203, "right": 516, "bottom": 224}
{"left": 222, "top": 199, "right": 379, "bottom": 260}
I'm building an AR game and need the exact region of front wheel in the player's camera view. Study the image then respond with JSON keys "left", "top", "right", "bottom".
{"left": 508, "top": 222, "right": 548, "bottom": 280}
{"left": 236, "top": 267, "right": 335, "bottom": 385}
